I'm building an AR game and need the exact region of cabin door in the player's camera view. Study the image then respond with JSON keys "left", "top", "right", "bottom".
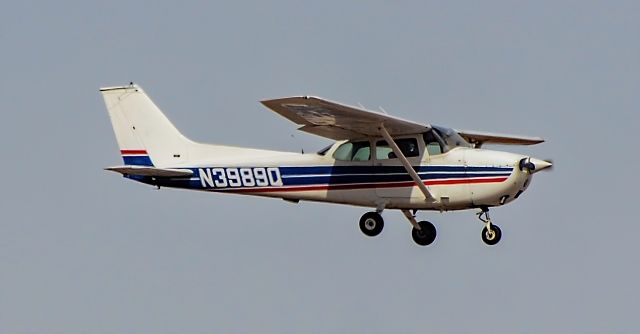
{"left": 373, "top": 136, "right": 425, "bottom": 199}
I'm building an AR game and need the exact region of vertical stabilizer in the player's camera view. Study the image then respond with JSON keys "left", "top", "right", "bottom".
{"left": 100, "top": 84, "right": 191, "bottom": 167}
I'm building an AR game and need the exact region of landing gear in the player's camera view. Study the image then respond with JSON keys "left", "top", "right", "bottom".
{"left": 482, "top": 224, "right": 502, "bottom": 245}
{"left": 357, "top": 208, "right": 503, "bottom": 246}
{"left": 411, "top": 221, "right": 437, "bottom": 246}
{"left": 477, "top": 208, "right": 502, "bottom": 246}
{"left": 359, "top": 212, "right": 384, "bottom": 237}
{"left": 402, "top": 210, "right": 436, "bottom": 246}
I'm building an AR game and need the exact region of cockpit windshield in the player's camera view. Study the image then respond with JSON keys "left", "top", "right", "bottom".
{"left": 430, "top": 125, "right": 472, "bottom": 152}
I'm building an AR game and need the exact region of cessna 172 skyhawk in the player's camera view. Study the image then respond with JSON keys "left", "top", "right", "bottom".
{"left": 101, "top": 83, "right": 551, "bottom": 246}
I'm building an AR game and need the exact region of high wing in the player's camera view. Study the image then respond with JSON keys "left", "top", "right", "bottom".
{"left": 456, "top": 129, "right": 544, "bottom": 147}
{"left": 261, "top": 96, "right": 544, "bottom": 146}
{"left": 260, "top": 96, "right": 429, "bottom": 140}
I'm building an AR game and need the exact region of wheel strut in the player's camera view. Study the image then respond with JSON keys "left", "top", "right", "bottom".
{"left": 401, "top": 210, "right": 421, "bottom": 230}
{"left": 477, "top": 208, "right": 495, "bottom": 239}
{"left": 477, "top": 207, "right": 502, "bottom": 245}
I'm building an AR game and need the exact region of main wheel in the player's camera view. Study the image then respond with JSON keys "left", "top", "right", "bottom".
{"left": 359, "top": 212, "right": 384, "bottom": 237}
{"left": 481, "top": 224, "right": 502, "bottom": 245}
{"left": 411, "top": 221, "right": 437, "bottom": 246}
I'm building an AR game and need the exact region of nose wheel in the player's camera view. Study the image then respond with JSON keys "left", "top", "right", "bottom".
{"left": 482, "top": 224, "right": 502, "bottom": 245}
{"left": 477, "top": 208, "right": 502, "bottom": 245}
{"left": 359, "top": 212, "right": 384, "bottom": 237}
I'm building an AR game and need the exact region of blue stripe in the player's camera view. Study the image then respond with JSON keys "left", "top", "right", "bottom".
{"left": 279, "top": 165, "right": 512, "bottom": 187}
{"left": 123, "top": 156, "right": 154, "bottom": 166}
{"left": 279, "top": 165, "right": 513, "bottom": 176}
{"left": 281, "top": 173, "right": 511, "bottom": 186}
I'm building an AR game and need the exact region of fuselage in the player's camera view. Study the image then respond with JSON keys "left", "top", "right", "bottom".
{"left": 102, "top": 84, "right": 550, "bottom": 213}
{"left": 126, "top": 140, "right": 539, "bottom": 212}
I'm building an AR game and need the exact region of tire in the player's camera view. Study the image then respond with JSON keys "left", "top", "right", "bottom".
{"left": 411, "top": 221, "right": 437, "bottom": 246}
{"left": 359, "top": 212, "right": 384, "bottom": 237}
{"left": 481, "top": 224, "right": 502, "bottom": 246}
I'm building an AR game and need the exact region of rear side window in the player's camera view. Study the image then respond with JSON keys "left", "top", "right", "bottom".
{"left": 333, "top": 141, "right": 371, "bottom": 161}
{"left": 376, "top": 138, "right": 420, "bottom": 160}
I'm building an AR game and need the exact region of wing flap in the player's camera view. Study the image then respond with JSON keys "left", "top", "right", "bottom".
{"left": 297, "top": 125, "right": 362, "bottom": 140}
{"left": 105, "top": 165, "right": 193, "bottom": 177}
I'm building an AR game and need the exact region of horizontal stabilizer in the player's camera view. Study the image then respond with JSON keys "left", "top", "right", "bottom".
{"left": 105, "top": 165, "right": 193, "bottom": 177}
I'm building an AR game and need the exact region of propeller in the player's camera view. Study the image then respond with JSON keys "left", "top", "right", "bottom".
{"left": 519, "top": 157, "right": 535, "bottom": 172}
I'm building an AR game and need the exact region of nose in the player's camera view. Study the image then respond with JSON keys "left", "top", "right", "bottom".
{"left": 529, "top": 158, "right": 553, "bottom": 174}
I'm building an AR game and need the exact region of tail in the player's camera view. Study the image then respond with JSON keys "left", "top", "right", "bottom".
{"left": 100, "top": 84, "right": 192, "bottom": 167}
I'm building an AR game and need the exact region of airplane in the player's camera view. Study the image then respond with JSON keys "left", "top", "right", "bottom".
{"left": 101, "top": 83, "right": 551, "bottom": 246}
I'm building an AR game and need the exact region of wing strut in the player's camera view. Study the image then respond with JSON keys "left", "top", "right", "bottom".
{"left": 379, "top": 124, "right": 435, "bottom": 202}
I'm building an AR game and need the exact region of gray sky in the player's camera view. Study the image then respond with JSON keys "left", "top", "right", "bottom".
{"left": 1, "top": 1, "right": 639, "bottom": 333}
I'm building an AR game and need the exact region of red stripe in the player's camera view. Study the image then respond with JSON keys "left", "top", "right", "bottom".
{"left": 217, "top": 177, "right": 508, "bottom": 194}
{"left": 426, "top": 177, "right": 508, "bottom": 186}
{"left": 120, "top": 149, "right": 148, "bottom": 155}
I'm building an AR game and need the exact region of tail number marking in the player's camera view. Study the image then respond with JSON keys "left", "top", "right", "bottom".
{"left": 199, "top": 167, "right": 282, "bottom": 188}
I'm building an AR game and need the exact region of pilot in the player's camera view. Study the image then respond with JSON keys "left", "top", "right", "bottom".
{"left": 406, "top": 142, "right": 417, "bottom": 155}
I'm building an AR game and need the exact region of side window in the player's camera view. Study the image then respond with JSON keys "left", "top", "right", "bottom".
{"left": 333, "top": 141, "right": 371, "bottom": 161}
{"left": 376, "top": 138, "right": 420, "bottom": 160}
{"left": 423, "top": 130, "right": 443, "bottom": 155}
{"left": 375, "top": 141, "right": 394, "bottom": 160}
{"left": 352, "top": 143, "right": 371, "bottom": 161}
{"left": 397, "top": 138, "right": 419, "bottom": 157}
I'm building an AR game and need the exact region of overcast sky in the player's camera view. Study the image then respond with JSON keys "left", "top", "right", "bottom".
{"left": 1, "top": 1, "right": 639, "bottom": 333}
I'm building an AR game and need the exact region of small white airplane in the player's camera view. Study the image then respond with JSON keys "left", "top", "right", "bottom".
{"left": 101, "top": 83, "right": 551, "bottom": 246}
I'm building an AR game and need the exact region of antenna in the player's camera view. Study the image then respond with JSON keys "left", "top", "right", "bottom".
{"left": 290, "top": 134, "right": 304, "bottom": 154}
{"left": 378, "top": 106, "right": 388, "bottom": 115}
